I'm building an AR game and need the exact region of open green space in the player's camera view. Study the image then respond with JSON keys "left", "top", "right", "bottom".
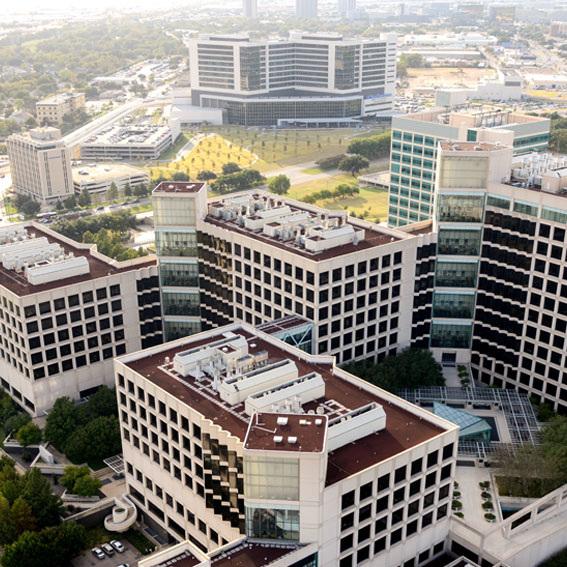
{"left": 287, "top": 173, "right": 389, "bottom": 222}
{"left": 198, "top": 126, "right": 386, "bottom": 172}
{"left": 156, "top": 133, "right": 189, "bottom": 162}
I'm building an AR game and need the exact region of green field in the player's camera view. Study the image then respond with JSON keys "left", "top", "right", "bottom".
{"left": 288, "top": 173, "right": 389, "bottom": 223}
{"left": 198, "top": 126, "right": 387, "bottom": 172}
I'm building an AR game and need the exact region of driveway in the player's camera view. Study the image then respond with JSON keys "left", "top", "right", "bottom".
{"left": 72, "top": 545, "right": 141, "bottom": 567}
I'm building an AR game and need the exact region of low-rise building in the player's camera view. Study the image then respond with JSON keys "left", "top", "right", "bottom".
{"left": 116, "top": 322, "right": 459, "bottom": 566}
{"left": 7, "top": 127, "right": 74, "bottom": 204}
{"left": 36, "top": 92, "right": 86, "bottom": 126}
{"left": 72, "top": 163, "right": 150, "bottom": 196}
{"left": 80, "top": 121, "right": 176, "bottom": 162}
{"left": 0, "top": 223, "right": 162, "bottom": 415}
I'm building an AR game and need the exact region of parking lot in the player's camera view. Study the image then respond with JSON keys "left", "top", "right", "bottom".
{"left": 72, "top": 545, "right": 142, "bottom": 567}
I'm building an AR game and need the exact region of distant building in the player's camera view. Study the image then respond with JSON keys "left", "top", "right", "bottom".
{"left": 187, "top": 32, "right": 397, "bottom": 126}
{"left": 525, "top": 73, "right": 567, "bottom": 90}
{"left": 8, "top": 110, "right": 34, "bottom": 125}
{"left": 550, "top": 21, "right": 567, "bottom": 38}
{"left": 0, "top": 223, "right": 161, "bottom": 415}
{"left": 338, "top": 0, "right": 356, "bottom": 17}
{"left": 243, "top": 0, "right": 257, "bottom": 18}
{"left": 36, "top": 92, "right": 85, "bottom": 126}
{"left": 296, "top": 0, "right": 318, "bottom": 19}
{"left": 72, "top": 163, "right": 150, "bottom": 196}
{"left": 7, "top": 127, "right": 74, "bottom": 204}
{"left": 488, "top": 5, "right": 516, "bottom": 22}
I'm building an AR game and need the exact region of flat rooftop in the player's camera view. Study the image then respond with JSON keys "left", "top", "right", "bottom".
{"left": 205, "top": 192, "right": 406, "bottom": 261}
{"left": 153, "top": 181, "right": 206, "bottom": 194}
{"left": 0, "top": 223, "right": 156, "bottom": 297}
{"left": 122, "top": 324, "right": 448, "bottom": 486}
{"left": 439, "top": 141, "right": 507, "bottom": 152}
{"left": 210, "top": 542, "right": 303, "bottom": 567}
{"left": 37, "top": 92, "right": 83, "bottom": 105}
{"left": 256, "top": 315, "right": 311, "bottom": 335}
{"left": 81, "top": 121, "right": 171, "bottom": 148}
{"left": 72, "top": 163, "right": 149, "bottom": 184}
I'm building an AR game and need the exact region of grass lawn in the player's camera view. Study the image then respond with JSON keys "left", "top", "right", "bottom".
{"left": 300, "top": 166, "right": 325, "bottom": 175}
{"left": 198, "top": 126, "right": 382, "bottom": 171}
{"left": 148, "top": 134, "right": 256, "bottom": 179}
{"left": 156, "top": 133, "right": 189, "bottom": 162}
{"left": 288, "top": 173, "right": 389, "bottom": 223}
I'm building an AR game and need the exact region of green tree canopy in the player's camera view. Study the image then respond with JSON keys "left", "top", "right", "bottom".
{"left": 77, "top": 187, "right": 91, "bottom": 208}
{"left": 20, "top": 468, "right": 61, "bottom": 528}
{"left": 347, "top": 132, "right": 391, "bottom": 160}
{"left": 106, "top": 182, "right": 118, "bottom": 202}
{"left": 342, "top": 348, "right": 445, "bottom": 394}
{"left": 197, "top": 170, "right": 217, "bottom": 181}
{"left": 44, "top": 397, "right": 76, "bottom": 451}
{"left": 16, "top": 423, "right": 42, "bottom": 447}
{"left": 60, "top": 466, "right": 101, "bottom": 497}
{"left": 338, "top": 154, "right": 369, "bottom": 177}
{"left": 268, "top": 174, "right": 291, "bottom": 195}
{"left": 221, "top": 162, "right": 241, "bottom": 174}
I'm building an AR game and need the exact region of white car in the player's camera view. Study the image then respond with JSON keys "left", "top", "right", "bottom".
{"left": 91, "top": 547, "right": 105, "bottom": 560}
{"left": 111, "top": 540, "right": 126, "bottom": 552}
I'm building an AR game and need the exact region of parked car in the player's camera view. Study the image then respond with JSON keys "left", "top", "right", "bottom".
{"left": 116, "top": 564, "right": 129, "bottom": 567}
{"left": 91, "top": 547, "right": 105, "bottom": 560}
{"left": 96, "top": 206, "right": 105, "bottom": 211}
{"left": 101, "top": 542, "right": 114, "bottom": 556}
{"left": 110, "top": 540, "right": 126, "bottom": 553}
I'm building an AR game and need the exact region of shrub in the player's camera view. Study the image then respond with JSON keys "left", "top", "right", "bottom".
{"left": 453, "top": 491, "right": 461, "bottom": 498}
{"left": 316, "top": 154, "right": 345, "bottom": 169}
{"left": 482, "top": 501, "right": 494, "bottom": 510}
{"left": 484, "top": 513, "right": 496, "bottom": 521}
{"left": 479, "top": 481, "right": 490, "bottom": 489}
{"left": 481, "top": 491, "right": 492, "bottom": 499}
{"left": 451, "top": 500, "right": 462, "bottom": 510}
{"left": 454, "top": 512, "right": 464, "bottom": 518}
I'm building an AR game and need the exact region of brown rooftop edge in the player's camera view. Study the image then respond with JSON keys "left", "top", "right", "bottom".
{"left": 153, "top": 181, "right": 206, "bottom": 193}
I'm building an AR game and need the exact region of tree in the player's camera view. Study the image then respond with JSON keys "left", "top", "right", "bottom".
{"left": 16, "top": 423, "right": 42, "bottom": 447}
{"left": 44, "top": 397, "right": 76, "bottom": 451}
{"left": 77, "top": 187, "right": 91, "bottom": 208}
{"left": 20, "top": 198, "right": 41, "bottom": 217}
{"left": 106, "top": 182, "right": 118, "bottom": 202}
{"left": 338, "top": 154, "right": 369, "bottom": 177}
{"left": 347, "top": 132, "right": 391, "bottom": 160}
{"left": 0, "top": 495, "right": 14, "bottom": 544}
{"left": 172, "top": 172, "right": 190, "bottom": 181}
{"left": 222, "top": 162, "right": 241, "bottom": 175}
{"left": 10, "top": 497, "right": 36, "bottom": 539}
{"left": 342, "top": 348, "right": 444, "bottom": 394}
{"left": 60, "top": 466, "right": 101, "bottom": 497}
{"left": 4, "top": 412, "right": 30, "bottom": 436}
{"left": 63, "top": 195, "right": 76, "bottom": 210}
{"left": 268, "top": 174, "right": 291, "bottom": 195}
{"left": 197, "top": 170, "right": 217, "bottom": 181}
{"left": 65, "top": 416, "right": 121, "bottom": 464}
{"left": 124, "top": 182, "right": 132, "bottom": 197}
{"left": 133, "top": 183, "right": 148, "bottom": 197}
{"left": 20, "top": 468, "right": 61, "bottom": 528}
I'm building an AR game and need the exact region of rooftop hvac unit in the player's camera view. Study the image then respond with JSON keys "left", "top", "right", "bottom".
{"left": 287, "top": 436, "right": 297, "bottom": 444}
{"left": 277, "top": 417, "right": 288, "bottom": 426}
{"left": 274, "top": 436, "right": 283, "bottom": 443}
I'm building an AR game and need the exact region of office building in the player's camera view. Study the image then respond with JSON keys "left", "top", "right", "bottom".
{"left": 338, "top": 0, "right": 356, "bottom": 17}
{"left": 296, "top": 0, "right": 317, "bottom": 18}
{"left": 116, "top": 321, "right": 459, "bottom": 565}
{"left": 0, "top": 223, "right": 162, "bottom": 415}
{"left": 7, "top": 127, "right": 74, "bottom": 205}
{"left": 550, "top": 21, "right": 567, "bottom": 38}
{"left": 152, "top": 181, "right": 431, "bottom": 365}
{"left": 410, "top": 142, "right": 567, "bottom": 413}
{"left": 72, "top": 163, "right": 150, "bottom": 196}
{"left": 187, "top": 32, "right": 397, "bottom": 126}
{"left": 243, "top": 0, "right": 257, "bottom": 18}
{"left": 387, "top": 108, "right": 550, "bottom": 227}
{"left": 36, "top": 92, "right": 86, "bottom": 126}
{"left": 80, "top": 122, "right": 177, "bottom": 162}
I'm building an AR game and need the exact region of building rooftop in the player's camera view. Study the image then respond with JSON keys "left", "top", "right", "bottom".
{"left": 37, "top": 92, "right": 84, "bottom": 105}
{"left": 120, "top": 323, "right": 450, "bottom": 486}
{"left": 0, "top": 223, "right": 156, "bottom": 297}
{"left": 72, "top": 163, "right": 149, "bottom": 185}
{"left": 153, "top": 181, "right": 206, "bottom": 194}
{"left": 210, "top": 541, "right": 304, "bottom": 567}
{"left": 244, "top": 413, "right": 328, "bottom": 453}
{"left": 439, "top": 141, "right": 507, "bottom": 152}
{"left": 205, "top": 192, "right": 407, "bottom": 260}
{"left": 256, "top": 315, "right": 311, "bottom": 335}
{"left": 80, "top": 121, "right": 171, "bottom": 148}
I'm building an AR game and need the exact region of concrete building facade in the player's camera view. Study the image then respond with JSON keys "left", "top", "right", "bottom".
{"left": 187, "top": 32, "right": 397, "bottom": 125}
{"left": 0, "top": 223, "right": 162, "bottom": 415}
{"left": 36, "top": 92, "right": 86, "bottom": 126}
{"left": 7, "top": 127, "right": 74, "bottom": 204}
{"left": 115, "top": 322, "right": 459, "bottom": 565}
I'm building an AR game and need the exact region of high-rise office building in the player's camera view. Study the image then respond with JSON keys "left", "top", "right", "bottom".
{"left": 296, "top": 0, "right": 318, "bottom": 18}
{"left": 338, "top": 0, "right": 356, "bottom": 17}
{"left": 116, "top": 321, "right": 458, "bottom": 564}
{"left": 152, "top": 181, "right": 433, "bottom": 366}
{"left": 243, "top": 0, "right": 257, "bottom": 17}
{"left": 7, "top": 127, "right": 74, "bottom": 204}
{"left": 410, "top": 142, "right": 567, "bottom": 412}
{"left": 187, "top": 32, "right": 397, "bottom": 125}
{"left": 387, "top": 108, "right": 550, "bottom": 227}
{"left": 0, "top": 222, "right": 162, "bottom": 415}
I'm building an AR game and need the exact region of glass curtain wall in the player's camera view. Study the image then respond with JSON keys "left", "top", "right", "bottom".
{"left": 432, "top": 292, "right": 476, "bottom": 318}
{"left": 435, "top": 260, "right": 478, "bottom": 288}
{"left": 438, "top": 228, "right": 482, "bottom": 255}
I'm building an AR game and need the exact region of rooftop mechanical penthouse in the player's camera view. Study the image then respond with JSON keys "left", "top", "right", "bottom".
{"left": 0, "top": 223, "right": 162, "bottom": 415}
{"left": 116, "top": 322, "right": 458, "bottom": 567}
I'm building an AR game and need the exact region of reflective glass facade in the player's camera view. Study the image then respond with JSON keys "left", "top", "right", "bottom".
{"left": 430, "top": 322, "right": 472, "bottom": 349}
{"left": 432, "top": 292, "right": 475, "bottom": 319}
{"left": 162, "top": 290, "right": 200, "bottom": 316}
{"left": 159, "top": 262, "right": 199, "bottom": 287}
{"left": 154, "top": 196, "right": 197, "bottom": 226}
{"left": 245, "top": 505, "right": 300, "bottom": 540}
{"left": 163, "top": 320, "right": 201, "bottom": 341}
{"left": 435, "top": 260, "right": 478, "bottom": 288}
{"left": 438, "top": 228, "right": 482, "bottom": 256}
{"left": 155, "top": 230, "right": 198, "bottom": 257}
{"left": 438, "top": 193, "right": 484, "bottom": 223}
{"left": 245, "top": 456, "right": 299, "bottom": 500}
